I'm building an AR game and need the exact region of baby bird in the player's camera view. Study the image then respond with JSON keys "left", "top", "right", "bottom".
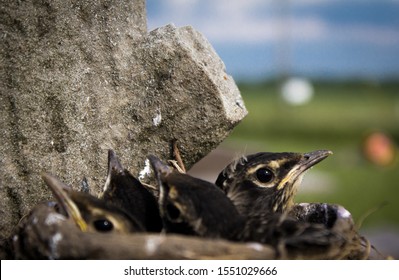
{"left": 42, "top": 172, "right": 144, "bottom": 234}
{"left": 239, "top": 211, "right": 351, "bottom": 259}
{"left": 215, "top": 150, "right": 332, "bottom": 217}
{"left": 288, "top": 203, "right": 371, "bottom": 259}
{"left": 100, "top": 150, "right": 162, "bottom": 232}
{"left": 215, "top": 150, "right": 369, "bottom": 259}
{"left": 289, "top": 203, "right": 351, "bottom": 229}
{"left": 148, "top": 155, "right": 244, "bottom": 240}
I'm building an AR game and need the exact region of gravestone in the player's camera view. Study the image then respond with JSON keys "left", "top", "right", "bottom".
{"left": 0, "top": 0, "right": 247, "bottom": 250}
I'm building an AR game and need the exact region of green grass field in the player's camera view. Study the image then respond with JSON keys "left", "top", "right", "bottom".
{"left": 222, "top": 80, "right": 399, "bottom": 229}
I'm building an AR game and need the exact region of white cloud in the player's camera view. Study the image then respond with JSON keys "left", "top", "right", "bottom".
{"left": 333, "top": 24, "right": 399, "bottom": 46}
{"left": 147, "top": 0, "right": 399, "bottom": 46}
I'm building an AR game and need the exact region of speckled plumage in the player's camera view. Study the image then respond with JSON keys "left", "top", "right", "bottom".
{"left": 41, "top": 172, "right": 144, "bottom": 234}
{"left": 148, "top": 155, "right": 244, "bottom": 240}
{"left": 215, "top": 150, "right": 332, "bottom": 216}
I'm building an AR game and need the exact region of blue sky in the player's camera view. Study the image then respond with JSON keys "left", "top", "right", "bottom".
{"left": 146, "top": 0, "right": 399, "bottom": 81}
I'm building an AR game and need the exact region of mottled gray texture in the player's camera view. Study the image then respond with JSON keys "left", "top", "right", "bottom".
{"left": 0, "top": 0, "right": 247, "bottom": 243}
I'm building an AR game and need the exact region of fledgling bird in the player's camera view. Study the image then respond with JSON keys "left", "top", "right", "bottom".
{"left": 215, "top": 150, "right": 332, "bottom": 217}
{"left": 239, "top": 211, "right": 351, "bottom": 259}
{"left": 148, "top": 154, "right": 245, "bottom": 240}
{"left": 289, "top": 202, "right": 351, "bottom": 229}
{"left": 99, "top": 150, "right": 162, "bottom": 232}
{"left": 239, "top": 201, "right": 370, "bottom": 259}
{"left": 288, "top": 202, "right": 372, "bottom": 259}
{"left": 215, "top": 151, "right": 370, "bottom": 259}
{"left": 41, "top": 172, "right": 144, "bottom": 234}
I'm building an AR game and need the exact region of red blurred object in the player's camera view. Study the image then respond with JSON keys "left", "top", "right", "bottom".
{"left": 363, "top": 132, "right": 397, "bottom": 166}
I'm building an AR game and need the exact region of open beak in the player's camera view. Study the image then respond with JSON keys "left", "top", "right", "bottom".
{"left": 41, "top": 172, "right": 88, "bottom": 232}
{"left": 277, "top": 150, "right": 332, "bottom": 190}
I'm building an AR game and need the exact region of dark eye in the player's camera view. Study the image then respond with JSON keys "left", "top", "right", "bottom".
{"left": 256, "top": 168, "right": 274, "bottom": 183}
{"left": 93, "top": 219, "right": 114, "bottom": 232}
{"left": 166, "top": 203, "right": 181, "bottom": 221}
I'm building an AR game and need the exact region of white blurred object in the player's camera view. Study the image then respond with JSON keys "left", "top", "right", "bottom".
{"left": 281, "top": 77, "right": 314, "bottom": 105}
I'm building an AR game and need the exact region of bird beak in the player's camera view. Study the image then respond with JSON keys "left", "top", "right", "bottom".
{"left": 41, "top": 172, "right": 88, "bottom": 232}
{"left": 107, "top": 149, "right": 124, "bottom": 174}
{"left": 148, "top": 155, "right": 174, "bottom": 180}
{"left": 147, "top": 155, "right": 175, "bottom": 213}
{"left": 300, "top": 150, "right": 333, "bottom": 172}
{"left": 101, "top": 149, "right": 124, "bottom": 195}
{"left": 277, "top": 150, "right": 332, "bottom": 190}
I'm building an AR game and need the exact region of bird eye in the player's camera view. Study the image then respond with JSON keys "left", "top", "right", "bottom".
{"left": 93, "top": 219, "right": 114, "bottom": 232}
{"left": 256, "top": 168, "right": 274, "bottom": 183}
{"left": 166, "top": 203, "right": 181, "bottom": 221}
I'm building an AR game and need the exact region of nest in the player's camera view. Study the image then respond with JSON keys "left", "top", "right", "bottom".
{"left": 4, "top": 150, "right": 385, "bottom": 260}
{"left": 7, "top": 193, "right": 377, "bottom": 260}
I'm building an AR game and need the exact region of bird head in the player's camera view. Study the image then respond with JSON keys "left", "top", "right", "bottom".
{"left": 148, "top": 155, "right": 244, "bottom": 239}
{"left": 215, "top": 150, "right": 332, "bottom": 215}
{"left": 99, "top": 150, "right": 162, "bottom": 232}
{"left": 41, "top": 172, "right": 144, "bottom": 234}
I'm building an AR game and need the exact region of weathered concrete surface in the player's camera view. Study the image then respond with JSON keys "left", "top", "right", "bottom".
{"left": 0, "top": 0, "right": 247, "bottom": 244}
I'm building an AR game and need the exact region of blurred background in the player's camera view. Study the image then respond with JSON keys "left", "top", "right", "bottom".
{"left": 147, "top": 0, "right": 399, "bottom": 257}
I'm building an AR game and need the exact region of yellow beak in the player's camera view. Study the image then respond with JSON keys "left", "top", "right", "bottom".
{"left": 41, "top": 172, "right": 88, "bottom": 232}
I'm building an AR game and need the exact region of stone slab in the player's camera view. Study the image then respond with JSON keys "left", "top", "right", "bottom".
{"left": 0, "top": 0, "right": 247, "bottom": 242}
